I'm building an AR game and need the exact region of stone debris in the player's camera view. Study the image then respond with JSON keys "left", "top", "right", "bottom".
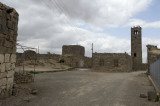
{"left": 30, "top": 88, "right": 38, "bottom": 95}
{"left": 14, "top": 72, "right": 34, "bottom": 84}
{"left": 140, "top": 93, "right": 147, "bottom": 98}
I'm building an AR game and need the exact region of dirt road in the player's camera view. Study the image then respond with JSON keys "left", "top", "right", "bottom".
{"left": 16, "top": 69, "right": 158, "bottom": 106}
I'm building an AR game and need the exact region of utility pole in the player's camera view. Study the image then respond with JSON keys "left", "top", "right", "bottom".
{"left": 91, "top": 43, "right": 93, "bottom": 68}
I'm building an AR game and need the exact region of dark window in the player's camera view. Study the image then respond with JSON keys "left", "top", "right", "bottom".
{"left": 114, "top": 59, "right": 119, "bottom": 67}
{"left": 134, "top": 53, "right": 137, "bottom": 57}
{"left": 134, "top": 30, "right": 138, "bottom": 35}
{"left": 99, "top": 58, "right": 104, "bottom": 66}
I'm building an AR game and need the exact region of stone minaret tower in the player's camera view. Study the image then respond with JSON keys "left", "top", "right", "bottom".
{"left": 131, "top": 26, "right": 142, "bottom": 71}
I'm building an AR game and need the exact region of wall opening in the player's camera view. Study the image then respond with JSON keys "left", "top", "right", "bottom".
{"left": 134, "top": 30, "right": 139, "bottom": 35}
{"left": 134, "top": 53, "right": 137, "bottom": 57}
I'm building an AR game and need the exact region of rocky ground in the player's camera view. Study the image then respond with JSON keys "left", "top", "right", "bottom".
{"left": 0, "top": 69, "right": 159, "bottom": 106}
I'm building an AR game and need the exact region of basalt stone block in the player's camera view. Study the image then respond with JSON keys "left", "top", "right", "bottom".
{"left": 11, "top": 63, "right": 15, "bottom": 70}
{"left": 0, "top": 47, "right": 5, "bottom": 53}
{"left": 7, "top": 21, "right": 13, "bottom": 29}
{"left": 5, "top": 63, "right": 11, "bottom": 71}
{"left": 0, "top": 37, "right": 4, "bottom": 46}
{"left": 10, "top": 54, "right": 16, "bottom": 63}
{"left": 5, "top": 47, "right": 13, "bottom": 54}
{"left": 0, "top": 63, "right": 5, "bottom": 72}
{"left": 4, "top": 54, "right": 10, "bottom": 62}
{"left": 4, "top": 40, "right": 13, "bottom": 48}
{"left": 2, "top": 25, "right": 8, "bottom": 35}
{"left": 0, "top": 72, "right": 7, "bottom": 79}
{"left": 0, "top": 54, "right": 4, "bottom": 63}
{"left": 0, "top": 78, "right": 7, "bottom": 86}
{"left": 7, "top": 71, "right": 14, "bottom": 78}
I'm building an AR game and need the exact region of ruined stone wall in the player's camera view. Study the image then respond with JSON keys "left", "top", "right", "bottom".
{"left": 0, "top": 2, "right": 18, "bottom": 98}
{"left": 147, "top": 45, "right": 160, "bottom": 73}
{"left": 62, "top": 56, "right": 91, "bottom": 68}
{"left": 141, "top": 63, "right": 148, "bottom": 70}
{"left": 84, "top": 57, "right": 92, "bottom": 68}
{"left": 92, "top": 53, "right": 132, "bottom": 72}
{"left": 62, "top": 45, "right": 85, "bottom": 58}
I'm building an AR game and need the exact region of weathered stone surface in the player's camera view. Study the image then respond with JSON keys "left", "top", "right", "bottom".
{"left": 0, "top": 78, "right": 7, "bottom": 86}
{"left": 0, "top": 54, "right": 4, "bottom": 63}
{"left": 10, "top": 54, "right": 16, "bottom": 63}
{"left": 7, "top": 77, "right": 13, "bottom": 85}
{"left": 0, "top": 37, "right": 5, "bottom": 46}
{"left": 0, "top": 63, "right": 5, "bottom": 72}
{"left": 4, "top": 40, "right": 13, "bottom": 48}
{"left": 62, "top": 45, "right": 85, "bottom": 58}
{"left": 0, "top": 72, "right": 7, "bottom": 79}
{"left": 30, "top": 89, "right": 38, "bottom": 95}
{"left": 5, "top": 63, "right": 11, "bottom": 71}
{"left": 5, "top": 54, "right": 10, "bottom": 62}
{"left": 11, "top": 63, "right": 15, "bottom": 70}
{"left": 7, "top": 70, "right": 14, "bottom": 78}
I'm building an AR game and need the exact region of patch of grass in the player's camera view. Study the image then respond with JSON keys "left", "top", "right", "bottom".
{"left": 156, "top": 95, "right": 159, "bottom": 102}
{"left": 64, "top": 64, "right": 72, "bottom": 67}
{"left": 37, "top": 61, "right": 45, "bottom": 66}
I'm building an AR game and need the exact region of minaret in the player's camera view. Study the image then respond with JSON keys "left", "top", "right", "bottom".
{"left": 131, "top": 26, "right": 142, "bottom": 71}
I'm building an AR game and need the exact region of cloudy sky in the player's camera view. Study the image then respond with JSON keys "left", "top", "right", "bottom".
{"left": 2, "top": 0, "right": 160, "bottom": 63}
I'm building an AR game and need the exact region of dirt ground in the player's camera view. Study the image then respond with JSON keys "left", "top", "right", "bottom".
{"left": 15, "top": 59, "right": 71, "bottom": 72}
{"left": 0, "top": 69, "right": 160, "bottom": 106}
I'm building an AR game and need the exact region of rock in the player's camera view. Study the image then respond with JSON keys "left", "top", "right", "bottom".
{"left": 148, "top": 91, "right": 157, "bottom": 101}
{"left": 24, "top": 97, "right": 30, "bottom": 102}
{"left": 13, "top": 83, "right": 19, "bottom": 88}
{"left": 12, "top": 88, "right": 17, "bottom": 96}
{"left": 30, "top": 89, "right": 38, "bottom": 95}
{"left": 140, "top": 94, "right": 147, "bottom": 98}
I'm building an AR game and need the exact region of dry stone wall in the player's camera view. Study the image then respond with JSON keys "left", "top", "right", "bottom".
{"left": 0, "top": 2, "right": 18, "bottom": 98}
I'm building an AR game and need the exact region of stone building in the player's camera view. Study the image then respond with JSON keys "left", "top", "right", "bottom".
{"left": 147, "top": 45, "right": 160, "bottom": 73}
{"left": 92, "top": 53, "right": 132, "bottom": 72}
{"left": 62, "top": 45, "right": 85, "bottom": 58}
{"left": 62, "top": 45, "right": 91, "bottom": 68}
{"left": 0, "top": 2, "right": 18, "bottom": 98}
{"left": 131, "top": 26, "right": 142, "bottom": 71}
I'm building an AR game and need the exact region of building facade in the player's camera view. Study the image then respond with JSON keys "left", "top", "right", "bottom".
{"left": 92, "top": 53, "right": 132, "bottom": 72}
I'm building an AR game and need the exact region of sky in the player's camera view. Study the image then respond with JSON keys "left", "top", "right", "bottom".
{"left": 2, "top": 0, "right": 160, "bottom": 63}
